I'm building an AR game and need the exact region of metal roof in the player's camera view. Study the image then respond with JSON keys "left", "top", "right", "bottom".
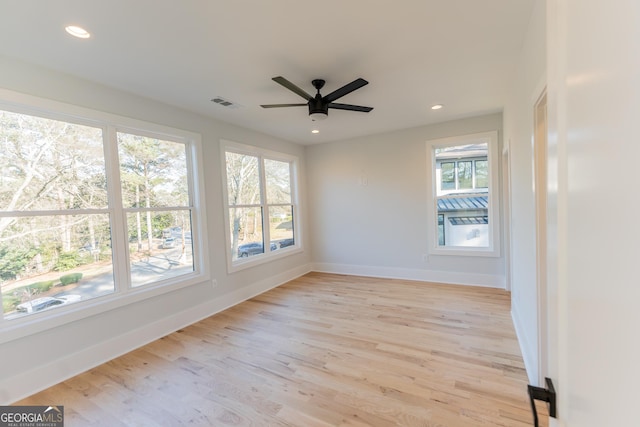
{"left": 449, "top": 216, "right": 489, "bottom": 225}
{"left": 437, "top": 195, "right": 488, "bottom": 212}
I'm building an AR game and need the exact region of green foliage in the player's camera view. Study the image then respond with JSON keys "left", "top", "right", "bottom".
{"left": 152, "top": 213, "right": 173, "bottom": 237}
{"left": 0, "top": 246, "right": 38, "bottom": 281}
{"left": 60, "top": 272, "right": 83, "bottom": 286}
{"left": 29, "top": 280, "right": 56, "bottom": 293}
{"left": 54, "top": 251, "right": 81, "bottom": 272}
{"left": 2, "top": 279, "right": 56, "bottom": 312}
{"left": 2, "top": 294, "right": 20, "bottom": 313}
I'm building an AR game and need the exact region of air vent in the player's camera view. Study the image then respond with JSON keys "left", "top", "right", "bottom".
{"left": 211, "top": 96, "right": 242, "bottom": 109}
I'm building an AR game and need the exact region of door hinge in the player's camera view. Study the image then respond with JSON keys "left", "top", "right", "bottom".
{"left": 528, "top": 377, "right": 557, "bottom": 427}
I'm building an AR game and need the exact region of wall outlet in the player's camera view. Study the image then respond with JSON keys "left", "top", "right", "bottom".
{"left": 422, "top": 254, "right": 428, "bottom": 263}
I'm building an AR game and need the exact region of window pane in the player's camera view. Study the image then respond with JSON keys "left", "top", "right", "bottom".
{"left": 437, "top": 196, "right": 489, "bottom": 248}
{"left": 0, "top": 110, "right": 107, "bottom": 211}
{"left": 269, "top": 205, "right": 294, "bottom": 250}
{"left": 440, "top": 162, "right": 455, "bottom": 191}
{"left": 127, "top": 210, "right": 193, "bottom": 288}
{"left": 1, "top": 214, "right": 115, "bottom": 320}
{"left": 475, "top": 160, "right": 488, "bottom": 188}
{"left": 229, "top": 207, "right": 264, "bottom": 260}
{"left": 265, "top": 159, "right": 292, "bottom": 204}
{"left": 118, "top": 133, "right": 189, "bottom": 208}
{"left": 458, "top": 161, "right": 473, "bottom": 189}
{"left": 438, "top": 214, "right": 445, "bottom": 246}
{"left": 225, "top": 152, "right": 260, "bottom": 206}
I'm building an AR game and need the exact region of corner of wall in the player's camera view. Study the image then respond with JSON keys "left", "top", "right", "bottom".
{"left": 511, "top": 302, "right": 538, "bottom": 385}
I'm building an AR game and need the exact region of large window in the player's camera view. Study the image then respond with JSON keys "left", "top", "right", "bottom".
{"left": 0, "top": 91, "right": 207, "bottom": 331}
{"left": 427, "top": 131, "right": 500, "bottom": 256}
{"left": 117, "top": 132, "right": 195, "bottom": 288}
{"left": 222, "top": 141, "right": 299, "bottom": 271}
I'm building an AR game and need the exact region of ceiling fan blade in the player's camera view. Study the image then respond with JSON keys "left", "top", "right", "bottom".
{"left": 323, "top": 78, "right": 369, "bottom": 103}
{"left": 261, "top": 103, "right": 307, "bottom": 108}
{"left": 272, "top": 76, "right": 313, "bottom": 101}
{"left": 328, "top": 103, "right": 373, "bottom": 112}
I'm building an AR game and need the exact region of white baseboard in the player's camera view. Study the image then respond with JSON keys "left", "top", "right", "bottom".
{"left": 3, "top": 263, "right": 312, "bottom": 405}
{"left": 512, "top": 305, "right": 538, "bottom": 385}
{"left": 312, "top": 262, "right": 505, "bottom": 289}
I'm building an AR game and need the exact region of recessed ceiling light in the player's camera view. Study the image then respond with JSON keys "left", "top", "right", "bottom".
{"left": 65, "top": 25, "right": 91, "bottom": 39}
{"left": 431, "top": 104, "right": 444, "bottom": 110}
{"left": 311, "top": 129, "right": 320, "bottom": 134}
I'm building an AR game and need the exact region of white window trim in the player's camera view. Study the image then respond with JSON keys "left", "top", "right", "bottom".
{"left": 220, "top": 140, "right": 302, "bottom": 273}
{"left": 0, "top": 88, "right": 210, "bottom": 343}
{"left": 426, "top": 131, "right": 500, "bottom": 257}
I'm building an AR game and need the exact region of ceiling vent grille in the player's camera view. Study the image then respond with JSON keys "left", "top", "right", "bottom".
{"left": 211, "top": 96, "right": 242, "bottom": 109}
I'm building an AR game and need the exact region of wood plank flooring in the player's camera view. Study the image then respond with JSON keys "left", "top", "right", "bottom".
{"left": 16, "top": 272, "right": 546, "bottom": 426}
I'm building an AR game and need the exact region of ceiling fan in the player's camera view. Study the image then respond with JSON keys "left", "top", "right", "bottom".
{"left": 261, "top": 76, "right": 373, "bottom": 120}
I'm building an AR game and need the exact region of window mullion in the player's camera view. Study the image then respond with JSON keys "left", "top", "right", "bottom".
{"left": 258, "top": 156, "right": 271, "bottom": 252}
{"left": 472, "top": 160, "right": 477, "bottom": 189}
{"left": 104, "top": 125, "right": 130, "bottom": 293}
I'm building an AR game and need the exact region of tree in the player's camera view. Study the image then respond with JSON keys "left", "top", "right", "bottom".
{"left": 117, "top": 133, "right": 187, "bottom": 254}
{"left": 0, "top": 246, "right": 38, "bottom": 280}
{"left": 0, "top": 110, "right": 107, "bottom": 279}
{"left": 225, "top": 152, "right": 260, "bottom": 255}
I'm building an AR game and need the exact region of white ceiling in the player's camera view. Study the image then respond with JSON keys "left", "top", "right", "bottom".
{"left": 0, "top": 1, "right": 535, "bottom": 145}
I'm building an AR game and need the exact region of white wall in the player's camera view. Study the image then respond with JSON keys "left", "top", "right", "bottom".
{"left": 0, "top": 56, "right": 312, "bottom": 404}
{"left": 306, "top": 114, "right": 505, "bottom": 288}
{"left": 503, "top": 0, "right": 547, "bottom": 385}
{"left": 547, "top": 0, "right": 640, "bottom": 425}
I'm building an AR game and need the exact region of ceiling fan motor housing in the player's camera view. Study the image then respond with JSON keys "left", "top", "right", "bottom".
{"left": 309, "top": 79, "right": 329, "bottom": 118}
{"left": 309, "top": 95, "right": 329, "bottom": 116}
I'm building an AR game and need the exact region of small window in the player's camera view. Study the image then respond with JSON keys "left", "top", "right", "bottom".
{"left": 221, "top": 141, "right": 300, "bottom": 272}
{"left": 427, "top": 131, "right": 500, "bottom": 257}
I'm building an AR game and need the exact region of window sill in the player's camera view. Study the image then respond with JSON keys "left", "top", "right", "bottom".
{"left": 0, "top": 271, "right": 212, "bottom": 345}
{"left": 429, "top": 246, "right": 500, "bottom": 258}
{"left": 227, "top": 246, "right": 303, "bottom": 274}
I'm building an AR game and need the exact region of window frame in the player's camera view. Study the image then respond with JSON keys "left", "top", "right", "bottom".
{"left": 426, "top": 131, "right": 500, "bottom": 257}
{"left": 437, "top": 158, "right": 489, "bottom": 193}
{"left": 115, "top": 127, "right": 200, "bottom": 289}
{"left": 0, "top": 89, "right": 210, "bottom": 343}
{"left": 220, "top": 140, "right": 302, "bottom": 273}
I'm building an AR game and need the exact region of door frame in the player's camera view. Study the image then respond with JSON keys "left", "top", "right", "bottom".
{"left": 533, "top": 88, "right": 548, "bottom": 385}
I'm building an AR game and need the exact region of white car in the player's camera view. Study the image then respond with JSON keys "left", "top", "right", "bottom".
{"left": 162, "top": 237, "right": 177, "bottom": 249}
{"left": 16, "top": 295, "right": 82, "bottom": 313}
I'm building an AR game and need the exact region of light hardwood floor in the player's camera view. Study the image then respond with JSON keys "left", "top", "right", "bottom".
{"left": 17, "top": 273, "right": 546, "bottom": 426}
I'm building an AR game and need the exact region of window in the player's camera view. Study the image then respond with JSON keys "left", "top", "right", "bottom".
{"left": 0, "top": 91, "right": 208, "bottom": 331}
{"left": 222, "top": 141, "right": 299, "bottom": 271}
{"left": 117, "top": 132, "right": 195, "bottom": 287}
{"left": 427, "top": 131, "right": 500, "bottom": 256}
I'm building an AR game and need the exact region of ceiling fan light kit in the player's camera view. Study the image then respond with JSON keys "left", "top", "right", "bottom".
{"left": 309, "top": 112, "right": 327, "bottom": 121}
{"left": 261, "top": 76, "right": 373, "bottom": 120}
